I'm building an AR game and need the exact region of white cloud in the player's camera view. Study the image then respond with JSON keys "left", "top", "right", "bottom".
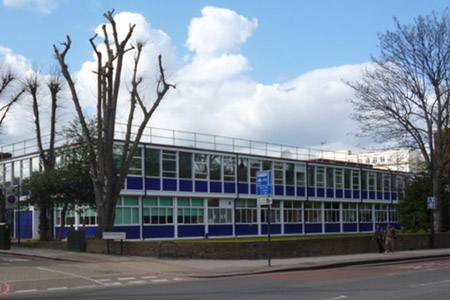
{"left": 2, "top": 0, "right": 58, "bottom": 14}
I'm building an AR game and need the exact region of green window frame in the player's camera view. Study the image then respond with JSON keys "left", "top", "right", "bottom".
{"left": 115, "top": 196, "right": 140, "bottom": 225}
{"left": 177, "top": 198, "right": 204, "bottom": 224}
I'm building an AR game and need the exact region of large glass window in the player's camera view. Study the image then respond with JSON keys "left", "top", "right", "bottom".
{"left": 13, "top": 161, "right": 20, "bottom": 185}
{"left": 31, "top": 157, "right": 40, "bottom": 175}
{"left": 377, "top": 173, "right": 383, "bottom": 191}
{"left": 177, "top": 198, "right": 204, "bottom": 224}
{"left": 179, "top": 152, "right": 192, "bottom": 178}
{"left": 296, "top": 165, "right": 306, "bottom": 186}
{"left": 143, "top": 197, "right": 173, "bottom": 224}
{"left": 284, "top": 201, "right": 302, "bottom": 223}
{"left": 326, "top": 168, "right": 334, "bottom": 188}
{"left": 359, "top": 203, "right": 373, "bottom": 223}
{"left": 194, "top": 154, "right": 208, "bottom": 179}
{"left": 352, "top": 170, "right": 360, "bottom": 190}
{"left": 304, "top": 202, "right": 322, "bottom": 223}
{"left": 79, "top": 207, "right": 98, "bottom": 225}
{"left": 210, "top": 155, "right": 222, "bottom": 180}
{"left": 208, "top": 199, "right": 232, "bottom": 224}
{"left": 274, "top": 163, "right": 284, "bottom": 185}
{"left": 145, "top": 148, "right": 160, "bottom": 177}
{"left": 335, "top": 168, "right": 343, "bottom": 189}
{"left": 344, "top": 169, "right": 351, "bottom": 189}
{"left": 235, "top": 199, "right": 257, "bottom": 223}
{"left": 22, "top": 159, "right": 30, "bottom": 180}
{"left": 307, "top": 166, "right": 315, "bottom": 187}
{"left": 368, "top": 172, "right": 376, "bottom": 191}
{"left": 238, "top": 158, "right": 248, "bottom": 182}
{"left": 361, "top": 171, "right": 367, "bottom": 190}
{"left": 162, "top": 150, "right": 176, "bottom": 178}
{"left": 115, "top": 196, "right": 140, "bottom": 225}
{"left": 285, "top": 164, "right": 294, "bottom": 185}
{"left": 261, "top": 200, "right": 281, "bottom": 223}
{"left": 383, "top": 174, "right": 391, "bottom": 192}
{"left": 55, "top": 207, "right": 76, "bottom": 226}
{"left": 342, "top": 203, "right": 357, "bottom": 222}
{"left": 389, "top": 206, "right": 398, "bottom": 222}
{"left": 249, "top": 160, "right": 261, "bottom": 183}
{"left": 324, "top": 202, "right": 340, "bottom": 223}
{"left": 4, "top": 163, "right": 11, "bottom": 186}
{"left": 375, "top": 204, "right": 388, "bottom": 222}
{"left": 223, "top": 156, "right": 236, "bottom": 182}
{"left": 129, "top": 148, "right": 143, "bottom": 176}
{"left": 316, "top": 167, "right": 325, "bottom": 188}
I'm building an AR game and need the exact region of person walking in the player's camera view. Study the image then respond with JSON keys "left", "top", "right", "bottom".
{"left": 384, "top": 223, "right": 397, "bottom": 254}
{"left": 374, "top": 224, "right": 385, "bottom": 253}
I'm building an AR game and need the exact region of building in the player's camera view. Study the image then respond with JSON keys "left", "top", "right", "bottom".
{"left": 0, "top": 127, "right": 406, "bottom": 240}
{"left": 317, "top": 149, "right": 425, "bottom": 173}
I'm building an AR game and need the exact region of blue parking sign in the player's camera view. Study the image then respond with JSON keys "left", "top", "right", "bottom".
{"left": 427, "top": 197, "right": 436, "bottom": 210}
{"left": 256, "top": 171, "right": 273, "bottom": 196}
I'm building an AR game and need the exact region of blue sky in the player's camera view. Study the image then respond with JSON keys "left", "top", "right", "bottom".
{"left": 1, "top": 0, "right": 449, "bottom": 150}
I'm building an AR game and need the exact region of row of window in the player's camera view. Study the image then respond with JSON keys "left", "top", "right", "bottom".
{"left": 56, "top": 197, "right": 398, "bottom": 226}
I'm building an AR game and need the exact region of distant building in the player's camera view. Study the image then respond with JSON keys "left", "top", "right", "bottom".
{"left": 317, "top": 149, "right": 425, "bottom": 173}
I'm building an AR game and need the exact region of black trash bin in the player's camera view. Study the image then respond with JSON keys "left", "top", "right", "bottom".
{"left": 0, "top": 223, "right": 11, "bottom": 250}
{"left": 67, "top": 229, "right": 86, "bottom": 252}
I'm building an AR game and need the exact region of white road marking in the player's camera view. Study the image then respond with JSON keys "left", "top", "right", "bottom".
{"left": 103, "top": 282, "right": 121, "bottom": 286}
{"left": 173, "top": 278, "right": 184, "bottom": 281}
{"left": 141, "top": 276, "right": 158, "bottom": 279}
{"left": 47, "top": 287, "right": 68, "bottom": 291}
{"left": 15, "top": 289, "right": 38, "bottom": 293}
{"left": 151, "top": 279, "right": 169, "bottom": 283}
{"left": 128, "top": 280, "right": 147, "bottom": 284}
{"left": 410, "top": 279, "right": 450, "bottom": 287}
{"left": 96, "top": 279, "right": 112, "bottom": 282}
{"left": 36, "top": 267, "right": 104, "bottom": 285}
{"left": 118, "top": 277, "right": 136, "bottom": 281}
{"left": 321, "top": 296, "right": 348, "bottom": 300}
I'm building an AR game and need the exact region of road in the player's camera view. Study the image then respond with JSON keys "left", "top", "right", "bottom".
{"left": 1, "top": 254, "right": 450, "bottom": 299}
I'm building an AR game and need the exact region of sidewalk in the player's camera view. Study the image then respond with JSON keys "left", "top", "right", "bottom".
{"left": 1, "top": 246, "right": 450, "bottom": 278}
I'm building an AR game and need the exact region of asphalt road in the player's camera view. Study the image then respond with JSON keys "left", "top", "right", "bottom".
{"left": 2, "top": 256, "right": 450, "bottom": 299}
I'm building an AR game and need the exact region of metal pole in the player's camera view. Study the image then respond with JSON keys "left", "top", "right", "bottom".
{"left": 268, "top": 203, "right": 271, "bottom": 267}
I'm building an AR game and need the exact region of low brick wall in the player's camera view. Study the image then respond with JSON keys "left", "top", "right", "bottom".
{"left": 84, "top": 233, "right": 450, "bottom": 259}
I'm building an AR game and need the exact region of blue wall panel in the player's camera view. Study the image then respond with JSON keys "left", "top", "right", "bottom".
{"left": 55, "top": 227, "right": 98, "bottom": 239}
{"left": 369, "top": 191, "right": 376, "bottom": 200}
{"left": 210, "top": 181, "right": 222, "bottom": 193}
{"left": 179, "top": 180, "right": 193, "bottom": 192}
{"left": 286, "top": 186, "right": 295, "bottom": 196}
{"left": 208, "top": 225, "right": 233, "bottom": 236}
{"left": 384, "top": 192, "right": 390, "bottom": 200}
{"left": 317, "top": 188, "right": 325, "bottom": 197}
{"left": 326, "top": 189, "right": 334, "bottom": 198}
{"left": 392, "top": 192, "right": 397, "bottom": 201}
{"left": 163, "top": 179, "right": 177, "bottom": 191}
{"left": 143, "top": 226, "right": 174, "bottom": 239}
{"left": 6, "top": 211, "right": 14, "bottom": 237}
{"left": 305, "top": 223, "right": 322, "bottom": 234}
{"left": 224, "top": 182, "right": 235, "bottom": 194}
{"left": 335, "top": 189, "right": 343, "bottom": 198}
{"left": 344, "top": 190, "right": 352, "bottom": 199}
{"left": 16, "top": 211, "right": 32, "bottom": 239}
{"left": 352, "top": 190, "right": 360, "bottom": 199}
{"left": 343, "top": 223, "right": 357, "bottom": 232}
{"left": 284, "top": 224, "right": 302, "bottom": 234}
{"left": 307, "top": 187, "right": 315, "bottom": 197}
{"left": 377, "top": 192, "right": 383, "bottom": 200}
{"left": 275, "top": 185, "right": 284, "bottom": 196}
{"left": 297, "top": 187, "right": 305, "bottom": 197}
{"left": 147, "top": 178, "right": 160, "bottom": 190}
{"left": 261, "top": 224, "right": 281, "bottom": 235}
{"left": 195, "top": 180, "right": 208, "bottom": 193}
{"left": 325, "top": 223, "right": 340, "bottom": 233}
{"left": 127, "top": 176, "right": 143, "bottom": 190}
{"left": 236, "top": 224, "right": 258, "bottom": 236}
{"left": 113, "top": 226, "right": 140, "bottom": 239}
{"left": 239, "top": 183, "right": 249, "bottom": 194}
{"left": 359, "top": 223, "right": 373, "bottom": 232}
{"left": 178, "top": 225, "right": 205, "bottom": 237}
{"left": 250, "top": 184, "right": 256, "bottom": 195}
{"left": 362, "top": 191, "right": 368, "bottom": 199}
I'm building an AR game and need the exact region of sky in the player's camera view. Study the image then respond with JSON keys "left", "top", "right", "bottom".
{"left": 0, "top": 0, "right": 449, "bottom": 153}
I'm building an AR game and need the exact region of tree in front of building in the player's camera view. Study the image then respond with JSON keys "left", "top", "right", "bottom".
{"left": 53, "top": 10, "right": 175, "bottom": 236}
{"left": 349, "top": 11, "right": 450, "bottom": 233}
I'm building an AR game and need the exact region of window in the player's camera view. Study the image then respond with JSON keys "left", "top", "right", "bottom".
{"left": 31, "top": 157, "right": 40, "bottom": 174}
{"left": 179, "top": 152, "right": 192, "bottom": 178}
{"left": 324, "top": 203, "right": 340, "bottom": 223}
{"left": 304, "top": 202, "right": 322, "bottom": 223}
{"left": 307, "top": 166, "right": 315, "bottom": 187}
{"left": 235, "top": 199, "right": 257, "bottom": 223}
{"left": 368, "top": 172, "right": 376, "bottom": 191}
{"left": 373, "top": 157, "right": 377, "bottom": 163}
{"left": 223, "top": 157, "right": 236, "bottom": 182}
{"left": 377, "top": 173, "right": 383, "bottom": 191}
{"left": 316, "top": 167, "right": 325, "bottom": 188}
{"left": 261, "top": 200, "right": 281, "bottom": 223}
{"left": 389, "top": 206, "right": 398, "bottom": 222}
{"left": 4, "top": 163, "right": 11, "bottom": 186}
{"left": 383, "top": 174, "right": 391, "bottom": 192}
{"left": 397, "top": 175, "right": 406, "bottom": 200}
{"left": 274, "top": 163, "right": 284, "bottom": 185}
{"left": 208, "top": 199, "right": 232, "bottom": 224}
{"left": 79, "top": 207, "right": 98, "bottom": 225}
{"left": 13, "top": 161, "right": 20, "bottom": 185}
{"left": 296, "top": 164, "right": 306, "bottom": 186}
{"left": 145, "top": 148, "right": 160, "bottom": 177}
{"left": 238, "top": 158, "right": 248, "bottom": 182}
{"left": 162, "top": 150, "right": 176, "bottom": 178}
{"left": 194, "top": 154, "right": 208, "bottom": 179}
{"left": 352, "top": 170, "right": 360, "bottom": 190}
{"left": 344, "top": 169, "right": 351, "bottom": 189}
{"left": 285, "top": 164, "right": 294, "bottom": 185}
{"left": 335, "top": 168, "right": 343, "bottom": 189}
{"left": 22, "top": 159, "right": 30, "bottom": 180}
{"left": 210, "top": 155, "right": 222, "bottom": 180}
{"left": 359, "top": 203, "right": 372, "bottom": 223}
{"left": 326, "top": 168, "right": 334, "bottom": 188}
{"left": 55, "top": 207, "right": 76, "bottom": 226}
{"left": 177, "top": 198, "right": 204, "bottom": 224}
{"left": 284, "top": 201, "right": 302, "bottom": 223}
{"left": 143, "top": 197, "right": 173, "bottom": 224}
{"left": 361, "top": 171, "right": 367, "bottom": 190}
{"left": 262, "top": 160, "right": 272, "bottom": 172}
{"left": 375, "top": 204, "right": 388, "bottom": 222}
{"left": 365, "top": 158, "right": 370, "bottom": 164}
{"left": 249, "top": 160, "right": 261, "bottom": 183}
{"left": 342, "top": 203, "right": 357, "bottom": 222}
{"left": 115, "top": 196, "right": 140, "bottom": 225}
{"left": 380, "top": 156, "right": 385, "bottom": 162}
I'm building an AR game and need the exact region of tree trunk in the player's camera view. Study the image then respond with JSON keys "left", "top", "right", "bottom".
{"left": 38, "top": 205, "right": 50, "bottom": 241}
{"left": 57, "top": 208, "right": 66, "bottom": 241}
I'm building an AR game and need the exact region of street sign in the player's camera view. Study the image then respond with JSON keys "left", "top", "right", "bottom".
{"left": 257, "top": 196, "right": 272, "bottom": 206}
{"left": 4, "top": 186, "right": 19, "bottom": 209}
{"left": 103, "top": 232, "right": 126, "bottom": 240}
{"left": 427, "top": 197, "right": 436, "bottom": 210}
{"left": 256, "top": 170, "right": 273, "bottom": 196}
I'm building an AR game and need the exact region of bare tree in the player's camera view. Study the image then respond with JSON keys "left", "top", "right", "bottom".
{"left": 24, "top": 73, "right": 63, "bottom": 240}
{"left": 53, "top": 10, "right": 175, "bottom": 235}
{"left": 349, "top": 11, "right": 450, "bottom": 233}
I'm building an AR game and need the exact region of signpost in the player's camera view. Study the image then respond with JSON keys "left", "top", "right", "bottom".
{"left": 256, "top": 171, "right": 273, "bottom": 267}
{"left": 4, "top": 186, "right": 20, "bottom": 246}
{"left": 427, "top": 196, "right": 435, "bottom": 248}
{"left": 103, "top": 232, "right": 126, "bottom": 255}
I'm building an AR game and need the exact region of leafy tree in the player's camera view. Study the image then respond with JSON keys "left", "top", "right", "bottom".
{"left": 349, "top": 10, "right": 450, "bottom": 232}
{"left": 53, "top": 10, "right": 175, "bottom": 236}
